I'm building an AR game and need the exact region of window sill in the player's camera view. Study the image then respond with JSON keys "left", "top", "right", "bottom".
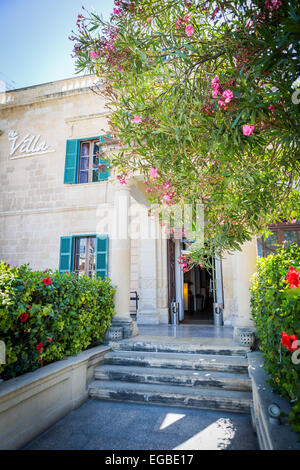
{"left": 64, "top": 180, "right": 110, "bottom": 186}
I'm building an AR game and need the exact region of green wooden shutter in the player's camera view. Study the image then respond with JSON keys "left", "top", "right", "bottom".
{"left": 97, "top": 158, "right": 110, "bottom": 181}
{"left": 97, "top": 135, "right": 110, "bottom": 181}
{"left": 64, "top": 139, "right": 79, "bottom": 184}
{"left": 59, "top": 236, "right": 73, "bottom": 273}
{"left": 95, "top": 235, "right": 108, "bottom": 279}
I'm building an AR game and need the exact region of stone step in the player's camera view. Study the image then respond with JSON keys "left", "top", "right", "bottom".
{"left": 109, "top": 337, "right": 248, "bottom": 357}
{"left": 89, "top": 380, "right": 252, "bottom": 413}
{"left": 95, "top": 364, "right": 252, "bottom": 391}
{"left": 104, "top": 350, "right": 249, "bottom": 374}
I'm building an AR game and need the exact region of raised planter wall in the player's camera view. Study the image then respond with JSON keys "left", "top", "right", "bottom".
{"left": 0, "top": 345, "right": 110, "bottom": 450}
{"left": 248, "top": 351, "right": 300, "bottom": 450}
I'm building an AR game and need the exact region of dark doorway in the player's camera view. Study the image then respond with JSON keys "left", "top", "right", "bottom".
{"left": 183, "top": 263, "right": 214, "bottom": 325}
{"left": 167, "top": 239, "right": 176, "bottom": 323}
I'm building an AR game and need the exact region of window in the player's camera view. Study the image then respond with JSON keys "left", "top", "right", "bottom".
{"left": 78, "top": 140, "right": 106, "bottom": 184}
{"left": 74, "top": 236, "right": 96, "bottom": 277}
{"left": 64, "top": 135, "right": 113, "bottom": 185}
{"left": 257, "top": 221, "right": 300, "bottom": 257}
{"left": 59, "top": 235, "right": 108, "bottom": 279}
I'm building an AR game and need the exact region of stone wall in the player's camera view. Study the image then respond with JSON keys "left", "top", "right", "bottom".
{"left": 0, "top": 345, "right": 110, "bottom": 450}
{"left": 0, "top": 76, "right": 133, "bottom": 287}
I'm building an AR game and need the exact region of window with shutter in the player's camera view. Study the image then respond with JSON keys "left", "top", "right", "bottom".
{"left": 59, "top": 235, "right": 108, "bottom": 279}
{"left": 64, "top": 137, "right": 111, "bottom": 185}
{"left": 64, "top": 140, "right": 79, "bottom": 184}
{"left": 59, "top": 236, "right": 73, "bottom": 273}
{"left": 95, "top": 235, "right": 109, "bottom": 279}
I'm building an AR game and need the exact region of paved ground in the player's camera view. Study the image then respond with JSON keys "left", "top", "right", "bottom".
{"left": 138, "top": 324, "right": 234, "bottom": 339}
{"left": 24, "top": 399, "right": 258, "bottom": 450}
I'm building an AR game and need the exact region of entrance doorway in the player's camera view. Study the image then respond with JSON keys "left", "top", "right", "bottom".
{"left": 167, "top": 239, "right": 224, "bottom": 326}
{"left": 183, "top": 263, "right": 214, "bottom": 324}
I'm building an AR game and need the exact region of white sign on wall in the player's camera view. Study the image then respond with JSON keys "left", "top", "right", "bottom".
{"left": 8, "top": 130, "right": 55, "bottom": 160}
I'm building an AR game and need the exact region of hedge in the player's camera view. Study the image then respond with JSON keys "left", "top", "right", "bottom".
{"left": 250, "top": 244, "right": 300, "bottom": 436}
{"left": 0, "top": 261, "right": 116, "bottom": 380}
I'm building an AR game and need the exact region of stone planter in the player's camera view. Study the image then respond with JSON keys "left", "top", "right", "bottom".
{"left": 248, "top": 351, "right": 300, "bottom": 450}
{"left": 0, "top": 344, "right": 110, "bottom": 450}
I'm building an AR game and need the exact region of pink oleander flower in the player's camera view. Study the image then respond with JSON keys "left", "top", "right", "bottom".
{"left": 222, "top": 89, "right": 234, "bottom": 103}
{"left": 268, "top": 104, "right": 274, "bottom": 111}
{"left": 211, "top": 76, "right": 220, "bottom": 90}
{"left": 132, "top": 115, "right": 142, "bottom": 123}
{"left": 90, "top": 50, "right": 99, "bottom": 59}
{"left": 218, "top": 100, "right": 227, "bottom": 109}
{"left": 149, "top": 168, "right": 159, "bottom": 179}
{"left": 291, "top": 218, "right": 297, "bottom": 224}
{"left": 175, "top": 18, "right": 182, "bottom": 29}
{"left": 242, "top": 125, "right": 255, "bottom": 136}
{"left": 185, "top": 24, "right": 194, "bottom": 37}
{"left": 145, "top": 188, "right": 151, "bottom": 193}
{"left": 113, "top": 8, "right": 120, "bottom": 14}
{"left": 265, "top": 0, "right": 281, "bottom": 10}
{"left": 163, "top": 193, "right": 172, "bottom": 204}
{"left": 117, "top": 173, "right": 127, "bottom": 185}
{"left": 163, "top": 182, "right": 170, "bottom": 189}
{"left": 212, "top": 89, "right": 219, "bottom": 99}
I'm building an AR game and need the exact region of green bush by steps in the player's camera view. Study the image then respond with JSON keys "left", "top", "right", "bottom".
{"left": 0, "top": 261, "right": 116, "bottom": 380}
{"left": 250, "top": 244, "right": 300, "bottom": 436}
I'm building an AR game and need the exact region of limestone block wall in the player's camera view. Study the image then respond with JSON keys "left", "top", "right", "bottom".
{"left": 222, "top": 237, "right": 258, "bottom": 328}
{"left": 222, "top": 255, "right": 238, "bottom": 326}
{"left": 0, "top": 76, "right": 117, "bottom": 274}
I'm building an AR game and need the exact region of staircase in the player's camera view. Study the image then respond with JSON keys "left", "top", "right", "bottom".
{"left": 89, "top": 336, "right": 252, "bottom": 414}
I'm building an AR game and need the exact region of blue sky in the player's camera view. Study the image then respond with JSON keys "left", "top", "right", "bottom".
{"left": 0, "top": 0, "right": 115, "bottom": 90}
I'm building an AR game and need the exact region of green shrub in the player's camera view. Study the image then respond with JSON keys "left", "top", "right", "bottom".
{"left": 0, "top": 261, "right": 116, "bottom": 380}
{"left": 250, "top": 244, "right": 300, "bottom": 436}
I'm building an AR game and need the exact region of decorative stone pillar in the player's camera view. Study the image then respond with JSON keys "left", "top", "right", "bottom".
{"left": 233, "top": 237, "right": 258, "bottom": 346}
{"left": 157, "top": 237, "right": 169, "bottom": 324}
{"left": 106, "top": 184, "right": 138, "bottom": 340}
{"left": 137, "top": 212, "right": 160, "bottom": 324}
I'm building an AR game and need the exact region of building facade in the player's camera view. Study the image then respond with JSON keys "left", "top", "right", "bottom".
{"left": 0, "top": 75, "right": 262, "bottom": 341}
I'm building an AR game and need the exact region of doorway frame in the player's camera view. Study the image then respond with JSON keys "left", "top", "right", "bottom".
{"left": 169, "top": 239, "right": 224, "bottom": 325}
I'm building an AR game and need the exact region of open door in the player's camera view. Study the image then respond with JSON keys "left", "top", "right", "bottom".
{"left": 167, "top": 239, "right": 176, "bottom": 323}
{"left": 168, "top": 239, "right": 224, "bottom": 326}
{"left": 212, "top": 257, "right": 224, "bottom": 308}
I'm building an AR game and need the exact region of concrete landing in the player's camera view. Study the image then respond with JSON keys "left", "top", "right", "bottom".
{"left": 110, "top": 335, "right": 248, "bottom": 356}
{"left": 23, "top": 399, "right": 258, "bottom": 450}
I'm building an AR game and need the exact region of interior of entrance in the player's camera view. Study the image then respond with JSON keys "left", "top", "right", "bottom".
{"left": 182, "top": 263, "right": 214, "bottom": 325}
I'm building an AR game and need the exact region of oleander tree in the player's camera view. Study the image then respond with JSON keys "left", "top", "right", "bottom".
{"left": 70, "top": 0, "right": 300, "bottom": 267}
